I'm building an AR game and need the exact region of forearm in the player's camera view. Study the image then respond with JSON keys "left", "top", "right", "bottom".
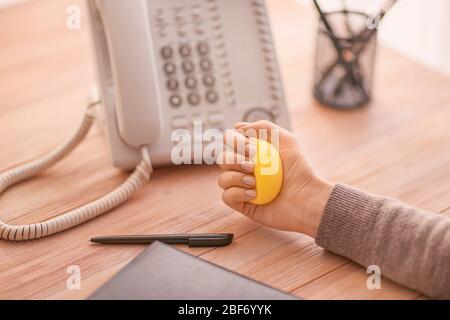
{"left": 315, "top": 184, "right": 450, "bottom": 299}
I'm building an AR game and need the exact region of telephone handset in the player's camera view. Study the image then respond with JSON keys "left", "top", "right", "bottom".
{"left": 0, "top": 0, "right": 290, "bottom": 241}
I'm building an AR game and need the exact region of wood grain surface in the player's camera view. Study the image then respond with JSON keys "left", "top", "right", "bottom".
{"left": 0, "top": 0, "right": 449, "bottom": 300}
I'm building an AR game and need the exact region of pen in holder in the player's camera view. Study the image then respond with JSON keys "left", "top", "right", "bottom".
{"left": 313, "top": 10, "right": 378, "bottom": 109}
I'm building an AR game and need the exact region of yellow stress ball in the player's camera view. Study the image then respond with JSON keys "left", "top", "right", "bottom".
{"left": 251, "top": 139, "right": 283, "bottom": 205}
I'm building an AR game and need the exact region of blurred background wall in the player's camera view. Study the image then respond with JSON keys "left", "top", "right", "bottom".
{"left": 1, "top": 0, "right": 449, "bottom": 76}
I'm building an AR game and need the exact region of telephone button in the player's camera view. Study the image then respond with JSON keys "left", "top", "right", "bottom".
{"left": 182, "top": 61, "right": 195, "bottom": 73}
{"left": 179, "top": 45, "right": 192, "bottom": 57}
{"left": 206, "top": 90, "right": 219, "bottom": 104}
{"left": 169, "top": 95, "right": 183, "bottom": 108}
{"left": 191, "top": 116, "right": 205, "bottom": 134}
{"left": 203, "top": 75, "right": 215, "bottom": 87}
{"left": 197, "top": 43, "right": 210, "bottom": 55}
{"left": 188, "top": 93, "right": 201, "bottom": 106}
{"left": 208, "top": 112, "right": 225, "bottom": 125}
{"left": 171, "top": 116, "right": 190, "bottom": 129}
{"left": 185, "top": 77, "right": 198, "bottom": 89}
{"left": 244, "top": 109, "right": 274, "bottom": 123}
{"left": 200, "top": 59, "right": 213, "bottom": 72}
{"left": 167, "top": 79, "right": 179, "bottom": 91}
{"left": 161, "top": 46, "right": 173, "bottom": 60}
{"left": 164, "top": 62, "right": 176, "bottom": 75}
{"left": 192, "top": 6, "right": 203, "bottom": 19}
{"left": 195, "top": 29, "right": 205, "bottom": 36}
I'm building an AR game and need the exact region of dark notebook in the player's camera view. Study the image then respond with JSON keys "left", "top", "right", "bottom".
{"left": 90, "top": 241, "right": 297, "bottom": 300}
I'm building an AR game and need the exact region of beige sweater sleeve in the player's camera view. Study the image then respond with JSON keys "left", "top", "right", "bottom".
{"left": 316, "top": 184, "right": 450, "bottom": 299}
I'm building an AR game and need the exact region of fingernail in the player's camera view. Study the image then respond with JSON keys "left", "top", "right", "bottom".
{"left": 242, "top": 175, "right": 256, "bottom": 187}
{"left": 245, "top": 189, "right": 257, "bottom": 199}
{"left": 241, "top": 162, "right": 255, "bottom": 173}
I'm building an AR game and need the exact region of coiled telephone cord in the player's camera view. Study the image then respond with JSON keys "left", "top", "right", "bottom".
{"left": 0, "top": 102, "right": 153, "bottom": 241}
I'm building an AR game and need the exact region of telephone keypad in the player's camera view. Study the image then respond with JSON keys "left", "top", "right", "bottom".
{"left": 162, "top": 39, "right": 219, "bottom": 109}
{"left": 146, "top": 1, "right": 289, "bottom": 138}
{"left": 157, "top": 4, "right": 221, "bottom": 112}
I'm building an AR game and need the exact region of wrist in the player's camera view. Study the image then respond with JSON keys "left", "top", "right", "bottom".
{"left": 299, "top": 176, "right": 334, "bottom": 238}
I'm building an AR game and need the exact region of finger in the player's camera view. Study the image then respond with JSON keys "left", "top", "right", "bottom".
{"left": 223, "top": 130, "right": 256, "bottom": 158}
{"left": 218, "top": 171, "right": 256, "bottom": 190}
{"left": 216, "top": 151, "right": 255, "bottom": 174}
{"left": 222, "top": 187, "right": 257, "bottom": 206}
{"left": 240, "top": 120, "right": 280, "bottom": 131}
{"left": 216, "top": 150, "right": 246, "bottom": 166}
{"left": 239, "top": 120, "right": 280, "bottom": 142}
{"left": 235, "top": 122, "right": 250, "bottom": 130}
{"left": 238, "top": 120, "right": 297, "bottom": 146}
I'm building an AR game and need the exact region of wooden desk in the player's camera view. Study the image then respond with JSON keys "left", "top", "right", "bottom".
{"left": 1, "top": 0, "right": 449, "bottom": 300}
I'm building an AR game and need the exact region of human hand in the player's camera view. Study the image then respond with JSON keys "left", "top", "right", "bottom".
{"left": 217, "top": 121, "right": 334, "bottom": 238}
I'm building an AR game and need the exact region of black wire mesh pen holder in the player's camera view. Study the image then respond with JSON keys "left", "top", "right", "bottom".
{"left": 313, "top": 11, "right": 378, "bottom": 109}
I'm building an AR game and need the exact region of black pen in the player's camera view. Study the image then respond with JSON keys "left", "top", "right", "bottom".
{"left": 90, "top": 233, "right": 234, "bottom": 247}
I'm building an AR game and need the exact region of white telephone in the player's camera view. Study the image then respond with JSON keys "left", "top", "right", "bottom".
{"left": 0, "top": 0, "right": 290, "bottom": 241}
{"left": 88, "top": 0, "right": 290, "bottom": 169}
